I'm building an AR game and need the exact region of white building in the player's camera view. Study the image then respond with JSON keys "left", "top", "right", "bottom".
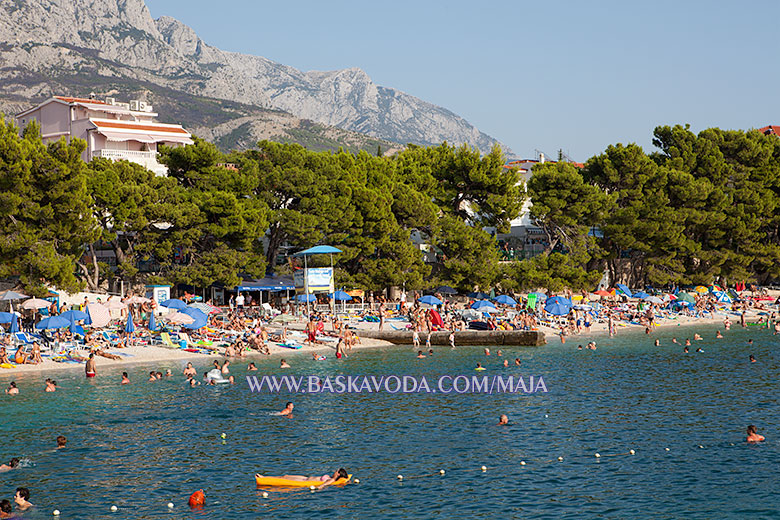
{"left": 14, "top": 96, "right": 193, "bottom": 175}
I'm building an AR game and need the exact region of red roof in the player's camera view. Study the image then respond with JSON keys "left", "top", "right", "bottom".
{"left": 55, "top": 96, "right": 106, "bottom": 105}
{"left": 92, "top": 120, "right": 189, "bottom": 135}
{"left": 759, "top": 125, "right": 780, "bottom": 136}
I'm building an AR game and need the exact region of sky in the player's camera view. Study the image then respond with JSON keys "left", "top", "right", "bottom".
{"left": 146, "top": 0, "right": 780, "bottom": 161}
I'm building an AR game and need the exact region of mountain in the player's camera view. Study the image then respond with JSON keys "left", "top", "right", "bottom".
{"left": 0, "top": 0, "right": 508, "bottom": 155}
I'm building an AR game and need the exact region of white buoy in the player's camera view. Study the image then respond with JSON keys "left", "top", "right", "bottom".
{"left": 557, "top": 456, "right": 564, "bottom": 462}
{"left": 53, "top": 511, "right": 60, "bottom": 516}
{"left": 481, "top": 465, "right": 487, "bottom": 472}
{"left": 629, "top": 449, "right": 635, "bottom": 455}
{"left": 545, "top": 414, "right": 548, "bottom": 418}
{"left": 167, "top": 502, "right": 174, "bottom": 509}
{"left": 110, "top": 505, "right": 118, "bottom": 512}
{"left": 262, "top": 492, "right": 268, "bottom": 498}
{"left": 595, "top": 453, "right": 601, "bottom": 458}
{"left": 665, "top": 447, "right": 670, "bottom": 452}
{"left": 309, "top": 485, "right": 316, "bottom": 490}
{"left": 698, "top": 445, "right": 704, "bottom": 449}
{"left": 354, "top": 479, "right": 360, "bottom": 484}
{"left": 220, "top": 433, "right": 226, "bottom": 439}
{"left": 520, "top": 460, "right": 526, "bottom": 466}
{"left": 439, "top": 469, "right": 445, "bottom": 475}
{"left": 397, "top": 475, "right": 403, "bottom": 480}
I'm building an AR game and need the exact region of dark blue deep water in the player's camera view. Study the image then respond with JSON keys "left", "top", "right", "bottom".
{"left": 0, "top": 324, "right": 778, "bottom": 519}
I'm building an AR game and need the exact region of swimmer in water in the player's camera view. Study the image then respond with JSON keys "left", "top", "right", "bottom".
{"left": 498, "top": 414, "right": 509, "bottom": 425}
{"left": 248, "top": 362, "right": 257, "bottom": 371}
{"left": 577, "top": 344, "right": 583, "bottom": 350}
{"left": 256, "top": 468, "right": 349, "bottom": 488}
{"left": 672, "top": 337, "right": 678, "bottom": 344}
{"left": 716, "top": 330, "right": 723, "bottom": 338}
{"left": 502, "top": 359, "right": 509, "bottom": 367}
{"left": 694, "top": 334, "right": 702, "bottom": 341}
{"left": 56, "top": 436, "right": 66, "bottom": 449}
{"left": 14, "top": 487, "right": 32, "bottom": 511}
{"left": 0, "top": 458, "right": 19, "bottom": 472}
{"left": 277, "top": 402, "right": 294, "bottom": 416}
{"left": 449, "top": 332, "right": 455, "bottom": 348}
{"left": 749, "top": 355, "right": 756, "bottom": 363}
{"left": 148, "top": 371, "right": 157, "bottom": 382}
{"left": 683, "top": 346, "right": 689, "bottom": 353}
{"left": 165, "top": 369, "right": 172, "bottom": 377}
{"left": 654, "top": 339, "right": 660, "bottom": 347}
{"left": 747, "top": 425, "right": 765, "bottom": 442}
{"left": 183, "top": 362, "right": 196, "bottom": 377}
{"left": 685, "top": 338, "right": 691, "bottom": 346}
{"left": 416, "top": 350, "right": 426, "bottom": 358}
{"left": 475, "top": 363, "right": 485, "bottom": 370}
{"left": 44, "top": 379, "right": 56, "bottom": 392}
{"left": 280, "top": 359, "right": 291, "bottom": 369}
{"left": 497, "top": 350, "right": 502, "bottom": 357}
{"left": 484, "top": 348, "right": 490, "bottom": 356}
{"left": 696, "top": 347, "right": 703, "bottom": 353}
{"left": 515, "top": 358, "right": 521, "bottom": 366}
{"left": 5, "top": 382, "right": 18, "bottom": 395}
{"left": 121, "top": 372, "right": 130, "bottom": 385}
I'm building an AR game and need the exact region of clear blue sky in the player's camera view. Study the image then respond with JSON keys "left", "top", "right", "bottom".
{"left": 146, "top": 0, "right": 779, "bottom": 161}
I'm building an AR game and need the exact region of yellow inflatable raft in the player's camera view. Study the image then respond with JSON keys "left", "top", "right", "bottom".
{"left": 255, "top": 474, "right": 352, "bottom": 487}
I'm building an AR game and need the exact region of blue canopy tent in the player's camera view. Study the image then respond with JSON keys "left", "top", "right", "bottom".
{"left": 418, "top": 295, "right": 443, "bottom": 306}
{"left": 292, "top": 245, "right": 343, "bottom": 315}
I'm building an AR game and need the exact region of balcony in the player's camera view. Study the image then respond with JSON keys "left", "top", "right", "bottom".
{"left": 91, "top": 149, "right": 168, "bottom": 175}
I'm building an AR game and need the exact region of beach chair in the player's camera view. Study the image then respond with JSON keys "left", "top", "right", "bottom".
{"left": 101, "top": 331, "right": 121, "bottom": 346}
{"left": 160, "top": 332, "right": 181, "bottom": 349}
{"left": 14, "top": 332, "right": 35, "bottom": 345}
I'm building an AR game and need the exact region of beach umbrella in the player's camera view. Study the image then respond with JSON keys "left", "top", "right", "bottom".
{"left": 645, "top": 296, "right": 664, "bottom": 304}
{"left": 296, "top": 294, "right": 316, "bottom": 303}
{"left": 21, "top": 298, "right": 51, "bottom": 310}
{"left": 0, "top": 290, "right": 28, "bottom": 301}
{"left": 60, "top": 310, "right": 89, "bottom": 322}
{"left": 125, "top": 313, "right": 135, "bottom": 334}
{"left": 330, "top": 290, "right": 353, "bottom": 302}
{"left": 125, "top": 295, "right": 150, "bottom": 305}
{"left": 180, "top": 307, "right": 208, "bottom": 330}
{"left": 471, "top": 300, "right": 496, "bottom": 310}
{"left": 418, "top": 295, "right": 443, "bottom": 306}
{"left": 86, "top": 303, "right": 111, "bottom": 328}
{"left": 708, "top": 284, "right": 723, "bottom": 292}
{"left": 35, "top": 316, "right": 70, "bottom": 330}
{"left": 166, "top": 312, "right": 195, "bottom": 325}
{"left": 615, "top": 284, "right": 633, "bottom": 297}
{"left": 713, "top": 291, "right": 732, "bottom": 303}
{"left": 271, "top": 314, "right": 296, "bottom": 324}
{"left": 148, "top": 312, "right": 157, "bottom": 331}
{"left": 694, "top": 286, "right": 708, "bottom": 294}
{"left": 0, "top": 312, "right": 16, "bottom": 324}
{"left": 434, "top": 286, "right": 457, "bottom": 295}
{"left": 592, "top": 289, "right": 611, "bottom": 297}
{"left": 632, "top": 291, "right": 650, "bottom": 299}
{"left": 188, "top": 302, "right": 220, "bottom": 314}
{"left": 468, "top": 291, "right": 490, "bottom": 299}
{"left": 9, "top": 314, "right": 19, "bottom": 334}
{"left": 547, "top": 296, "right": 572, "bottom": 306}
{"left": 493, "top": 295, "right": 517, "bottom": 306}
{"left": 161, "top": 298, "right": 188, "bottom": 310}
{"left": 545, "top": 301, "right": 571, "bottom": 316}
{"left": 105, "top": 298, "right": 127, "bottom": 310}
{"left": 676, "top": 292, "right": 695, "bottom": 303}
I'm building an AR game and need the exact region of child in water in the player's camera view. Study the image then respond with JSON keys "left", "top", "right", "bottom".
{"left": 747, "top": 425, "right": 765, "bottom": 442}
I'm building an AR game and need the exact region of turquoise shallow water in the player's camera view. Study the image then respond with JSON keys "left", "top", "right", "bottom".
{"left": 0, "top": 324, "right": 779, "bottom": 519}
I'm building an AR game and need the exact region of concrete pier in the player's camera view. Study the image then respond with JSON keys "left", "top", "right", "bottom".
{"left": 358, "top": 330, "right": 546, "bottom": 346}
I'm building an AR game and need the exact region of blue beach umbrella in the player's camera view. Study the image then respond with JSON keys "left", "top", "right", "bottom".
{"left": 433, "top": 286, "right": 457, "bottom": 295}
{"left": 9, "top": 314, "right": 19, "bottom": 334}
{"left": 180, "top": 307, "right": 208, "bottom": 330}
{"left": 125, "top": 313, "right": 135, "bottom": 334}
{"left": 471, "top": 300, "right": 496, "bottom": 310}
{"left": 468, "top": 291, "right": 490, "bottom": 299}
{"left": 148, "top": 312, "right": 157, "bottom": 331}
{"left": 547, "top": 296, "right": 572, "bottom": 306}
{"left": 632, "top": 291, "right": 650, "bottom": 299}
{"left": 160, "top": 298, "right": 188, "bottom": 311}
{"left": 36, "top": 316, "right": 70, "bottom": 330}
{"left": 0, "top": 312, "right": 15, "bottom": 324}
{"left": 615, "top": 283, "right": 633, "bottom": 297}
{"left": 493, "top": 295, "right": 517, "bottom": 306}
{"left": 296, "top": 294, "right": 316, "bottom": 303}
{"left": 418, "top": 295, "right": 443, "bottom": 306}
{"left": 60, "top": 310, "right": 89, "bottom": 322}
{"left": 545, "top": 302, "right": 571, "bottom": 316}
{"left": 330, "top": 290, "right": 353, "bottom": 302}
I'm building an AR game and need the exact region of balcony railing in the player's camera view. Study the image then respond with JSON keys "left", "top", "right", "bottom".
{"left": 91, "top": 149, "right": 167, "bottom": 174}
